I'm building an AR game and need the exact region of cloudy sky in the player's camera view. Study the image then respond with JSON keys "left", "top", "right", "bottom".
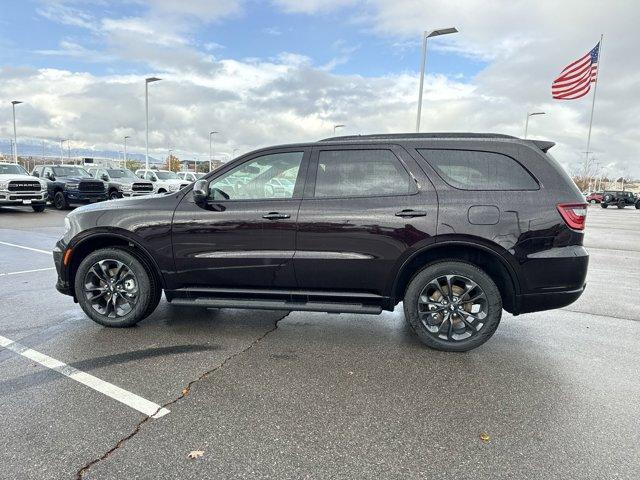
{"left": 1, "top": 0, "right": 638, "bottom": 177}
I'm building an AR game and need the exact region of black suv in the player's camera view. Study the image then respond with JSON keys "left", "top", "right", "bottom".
{"left": 53, "top": 133, "right": 589, "bottom": 352}
{"left": 600, "top": 190, "right": 640, "bottom": 209}
{"left": 33, "top": 164, "right": 107, "bottom": 209}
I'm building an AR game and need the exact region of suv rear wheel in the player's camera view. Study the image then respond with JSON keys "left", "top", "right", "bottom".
{"left": 74, "top": 248, "right": 161, "bottom": 327}
{"left": 617, "top": 200, "right": 626, "bottom": 209}
{"left": 403, "top": 261, "right": 502, "bottom": 352}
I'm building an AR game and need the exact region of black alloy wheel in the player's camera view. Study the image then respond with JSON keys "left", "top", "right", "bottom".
{"left": 53, "top": 191, "right": 68, "bottom": 210}
{"left": 109, "top": 190, "right": 121, "bottom": 200}
{"left": 83, "top": 259, "right": 139, "bottom": 318}
{"left": 404, "top": 261, "right": 502, "bottom": 352}
{"left": 74, "top": 248, "right": 160, "bottom": 327}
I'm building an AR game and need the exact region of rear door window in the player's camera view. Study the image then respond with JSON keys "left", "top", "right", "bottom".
{"left": 313, "top": 149, "right": 415, "bottom": 198}
{"left": 417, "top": 149, "right": 538, "bottom": 191}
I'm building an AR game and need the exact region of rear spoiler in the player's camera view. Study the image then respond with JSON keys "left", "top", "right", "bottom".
{"left": 530, "top": 140, "right": 555, "bottom": 153}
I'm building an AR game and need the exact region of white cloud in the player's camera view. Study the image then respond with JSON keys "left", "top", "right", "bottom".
{"left": 10, "top": 0, "right": 640, "bottom": 179}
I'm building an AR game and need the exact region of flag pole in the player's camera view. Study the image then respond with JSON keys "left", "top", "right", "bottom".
{"left": 584, "top": 33, "right": 604, "bottom": 183}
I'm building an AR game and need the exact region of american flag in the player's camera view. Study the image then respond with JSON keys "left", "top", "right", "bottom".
{"left": 551, "top": 43, "right": 600, "bottom": 100}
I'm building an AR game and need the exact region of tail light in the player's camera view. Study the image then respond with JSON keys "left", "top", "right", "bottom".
{"left": 557, "top": 203, "right": 587, "bottom": 230}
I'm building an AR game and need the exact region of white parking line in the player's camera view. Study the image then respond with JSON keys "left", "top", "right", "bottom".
{"left": 0, "top": 267, "right": 56, "bottom": 277}
{"left": 0, "top": 335, "right": 170, "bottom": 419}
{"left": 0, "top": 241, "right": 52, "bottom": 255}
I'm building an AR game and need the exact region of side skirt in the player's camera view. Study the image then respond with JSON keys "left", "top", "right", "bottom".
{"left": 165, "top": 287, "right": 387, "bottom": 315}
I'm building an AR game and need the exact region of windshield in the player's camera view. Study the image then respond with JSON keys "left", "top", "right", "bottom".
{"left": 107, "top": 169, "right": 136, "bottom": 179}
{"left": 53, "top": 166, "right": 92, "bottom": 178}
{"left": 155, "top": 171, "right": 179, "bottom": 180}
{"left": 0, "top": 164, "right": 28, "bottom": 175}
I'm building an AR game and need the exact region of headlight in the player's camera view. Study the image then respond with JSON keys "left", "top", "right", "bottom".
{"left": 40, "top": 182, "right": 47, "bottom": 191}
{"left": 65, "top": 183, "right": 79, "bottom": 190}
{"left": 0, "top": 181, "right": 8, "bottom": 191}
{"left": 169, "top": 183, "right": 179, "bottom": 191}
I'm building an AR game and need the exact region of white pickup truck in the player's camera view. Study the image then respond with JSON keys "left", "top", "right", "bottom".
{"left": 0, "top": 162, "right": 48, "bottom": 212}
{"left": 135, "top": 169, "right": 190, "bottom": 194}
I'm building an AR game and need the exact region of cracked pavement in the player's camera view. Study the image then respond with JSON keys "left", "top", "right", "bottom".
{"left": 0, "top": 206, "right": 639, "bottom": 480}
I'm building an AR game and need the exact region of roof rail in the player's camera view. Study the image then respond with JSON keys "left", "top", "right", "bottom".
{"left": 319, "top": 132, "right": 520, "bottom": 142}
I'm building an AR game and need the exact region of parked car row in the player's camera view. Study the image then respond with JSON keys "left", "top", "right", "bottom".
{"left": 585, "top": 190, "right": 640, "bottom": 209}
{"left": 0, "top": 161, "right": 207, "bottom": 212}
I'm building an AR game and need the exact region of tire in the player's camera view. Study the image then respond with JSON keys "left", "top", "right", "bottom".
{"left": 53, "top": 191, "right": 69, "bottom": 210}
{"left": 74, "top": 248, "right": 160, "bottom": 327}
{"left": 635, "top": 202, "right": 640, "bottom": 210}
{"left": 403, "top": 260, "right": 502, "bottom": 352}
{"left": 601, "top": 203, "right": 608, "bottom": 209}
{"left": 617, "top": 200, "right": 625, "bottom": 209}
{"left": 589, "top": 200, "right": 596, "bottom": 204}
{"left": 157, "top": 189, "right": 167, "bottom": 194}
{"left": 31, "top": 204, "right": 46, "bottom": 212}
{"left": 109, "top": 190, "right": 121, "bottom": 200}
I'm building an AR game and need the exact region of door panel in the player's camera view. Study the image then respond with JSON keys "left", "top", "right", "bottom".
{"left": 171, "top": 149, "right": 309, "bottom": 289}
{"left": 294, "top": 145, "right": 438, "bottom": 295}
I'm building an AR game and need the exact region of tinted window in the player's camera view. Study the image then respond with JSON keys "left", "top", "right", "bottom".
{"left": 209, "top": 151, "right": 303, "bottom": 200}
{"left": 418, "top": 149, "right": 538, "bottom": 191}
{"left": 314, "top": 149, "right": 414, "bottom": 198}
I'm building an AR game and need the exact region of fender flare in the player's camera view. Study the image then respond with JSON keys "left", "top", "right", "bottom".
{"left": 388, "top": 238, "right": 521, "bottom": 301}
{"left": 67, "top": 228, "right": 167, "bottom": 289}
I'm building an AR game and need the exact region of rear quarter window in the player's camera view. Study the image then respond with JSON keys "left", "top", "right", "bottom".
{"left": 417, "top": 149, "right": 539, "bottom": 191}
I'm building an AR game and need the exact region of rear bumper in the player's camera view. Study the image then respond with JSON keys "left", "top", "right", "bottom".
{"left": 516, "top": 284, "right": 586, "bottom": 314}
{"left": 515, "top": 245, "right": 589, "bottom": 314}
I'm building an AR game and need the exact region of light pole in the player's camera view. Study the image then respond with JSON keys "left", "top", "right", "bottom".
{"left": 524, "top": 111, "right": 545, "bottom": 139}
{"left": 415, "top": 27, "right": 458, "bottom": 133}
{"left": 209, "top": 131, "right": 218, "bottom": 173}
{"left": 123, "top": 136, "right": 130, "bottom": 169}
{"left": 145, "top": 77, "right": 162, "bottom": 170}
{"left": 333, "top": 124, "right": 345, "bottom": 135}
{"left": 11, "top": 101, "right": 23, "bottom": 164}
{"left": 60, "top": 139, "right": 68, "bottom": 162}
{"left": 232, "top": 148, "right": 239, "bottom": 158}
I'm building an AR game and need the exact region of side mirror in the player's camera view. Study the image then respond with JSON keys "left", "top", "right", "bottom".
{"left": 193, "top": 180, "right": 208, "bottom": 206}
{"left": 33, "top": 171, "right": 40, "bottom": 177}
{"left": 101, "top": 174, "right": 109, "bottom": 181}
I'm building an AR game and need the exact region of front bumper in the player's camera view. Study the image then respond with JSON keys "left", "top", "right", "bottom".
{"left": 53, "top": 243, "right": 73, "bottom": 297}
{"left": 0, "top": 191, "right": 47, "bottom": 205}
{"left": 122, "top": 191, "right": 154, "bottom": 197}
{"left": 64, "top": 191, "right": 107, "bottom": 204}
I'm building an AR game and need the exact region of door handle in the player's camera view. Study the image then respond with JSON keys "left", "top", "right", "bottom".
{"left": 395, "top": 209, "right": 427, "bottom": 218}
{"left": 262, "top": 212, "right": 291, "bottom": 220}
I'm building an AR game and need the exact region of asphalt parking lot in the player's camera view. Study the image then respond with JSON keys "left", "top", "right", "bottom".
{"left": 0, "top": 204, "right": 638, "bottom": 480}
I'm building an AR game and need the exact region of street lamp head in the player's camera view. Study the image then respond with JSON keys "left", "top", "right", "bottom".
{"left": 528, "top": 111, "right": 546, "bottom": 117}
{"left": 124, "top": 135, "right": 131, "bottom": 139}
{"left": 210, "top": 131, "right": 218, "bottom": 135}
{"left": 11, "top": 100, "right": 23, "bottom": 105}
{"left": 146, "top": 77, "right": 162, "bottom": 83}
{"left": 334, "top": 124, "right": 345, "bottom": 129}
{"left": 425, "top": 27, "right": 458, "bottom": 38}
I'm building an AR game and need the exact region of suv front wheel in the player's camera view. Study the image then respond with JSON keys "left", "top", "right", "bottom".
{"left": 404, "top": 261, "right": 502, "bottom": 352}
{"left": 74, "top": 248, "right": 161, "bottom": 327}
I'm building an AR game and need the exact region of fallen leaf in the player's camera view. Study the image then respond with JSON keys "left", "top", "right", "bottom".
{"left": 348, "top": 371, "right": 354, "bottom": 375}
{"left": 182, "top": 388, "right": 190, "bottom": 396}
{"left": 479, "top": 433, "right": 490, "bottom": 443}
{"left": 187, "top": 450, "right": 204, "bottom": 459}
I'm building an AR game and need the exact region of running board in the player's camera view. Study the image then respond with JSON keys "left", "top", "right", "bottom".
{"left": 169, "top": 297, "right": 382, "bottom": 314}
